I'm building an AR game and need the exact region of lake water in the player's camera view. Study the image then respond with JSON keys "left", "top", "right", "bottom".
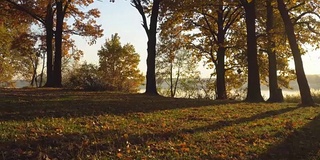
{"left": 143, "top": 75, "right": 320, "bottom": 100}
{"left": 140, "top": 88, "right": 319, "bottom": 100}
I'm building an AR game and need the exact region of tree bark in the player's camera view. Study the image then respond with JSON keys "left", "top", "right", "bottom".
{"left": 30, "top": 56, "right": 38, "bottom": 87}
{"left": 277, "top": 0, "right": 314, "bottom": 106}
{"left": 53, "top": 0, "right": 63, "bottom": 87}
{"left": 145, "top": 0, "right": 160, "bottom": 95}
{"left": 242, "top": 0, "right": 264, "bottom": 102}
{"left": 267, "top": 0, "right": 283, "bottom": 102}
{"left": 170, "top": 61, "right": 174, "bottom": 97}
{"left": 216, "top": 2, "right": 227, "bottom": 100}
{"left": 216, "top": 46, "right": 227, "bottom": 99}
{"left": 43, "top": 2, "right": 54, "bottom": 87}
{"left": 39, "top": 51, "right": 46, "bottom": 87}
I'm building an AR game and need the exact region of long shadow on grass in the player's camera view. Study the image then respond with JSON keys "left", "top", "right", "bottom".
{"left": 0, "top": 89, "right": 237, "bottom": 121}
{"left": 0, "top": 129, "right": 123, "bottom": 159}
{"left": 0, "top": 106, "right": 300, "bottom": 159}
{"left": 120, "top": 106, "right": 300, "bottom": 145}
{"left": 258, "top": 111, "right": 320, "bottom": 160}
{"left": 176, "top": 106, "right": 299, "bottom": 134}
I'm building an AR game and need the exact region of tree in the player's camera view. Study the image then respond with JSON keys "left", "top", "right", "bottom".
{"left": 254, "top": 0, "right": 301, "bottom": 102}
{"left": 4, "top": 0, "right": 55, "bottom": 86}
{"left": 98, "top": 34, "right": 144, "bottom": 92}
{"left": 156, "top": 18, "right": 201, "bottom": 98}
{"left": 195, "top": 0, "right": 242, "bottom": 100}
{"left": 0, "top": 4, "right": 35, "bottom": 86}
{"left": 276, "top": 0, "right": 315, "bottom": 106}
{"left": 131, "top": 0, "right": 161, "bottom": 95}
{"left": 5, "top": 0, "right": 103, "bottom": 87}
{"left": 11, "top": 32, "right": 40, "bottom": 86}
{"left": 156, "top": 47, "right": 200, "bottom": 98}
{"left": 240, "top": 0, "right": 264, "bottom": 102}
{"left": 160, "top": 0, "right": 245, "bottom": 100}
{"left": 265, "top": 0, "right": 284, "bottom": 102}
{"left": 53, "top": 0, "right": 103, "bottom": 87}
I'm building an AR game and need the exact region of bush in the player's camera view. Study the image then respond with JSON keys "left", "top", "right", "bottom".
{"left": 64, "top": 63, "right": 109, "bottom": 91}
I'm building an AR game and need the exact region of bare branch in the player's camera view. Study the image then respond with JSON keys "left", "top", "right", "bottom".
{"left": 294, "top": 10, "right": 320, "bottom": 24}
{"left": 131, "top": 0, "right": 149, "bottom": 35}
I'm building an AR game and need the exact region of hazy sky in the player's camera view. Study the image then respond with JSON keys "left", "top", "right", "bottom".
{"left": 75, "top": 1, "right": 320, "bottom": 77}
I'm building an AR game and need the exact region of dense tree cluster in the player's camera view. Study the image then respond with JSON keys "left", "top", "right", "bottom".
{"left": 1, "top": 0, "right": 103, "bottom": 87}
{"left": 154, "top": 0, "right": 319, "bottom": 105}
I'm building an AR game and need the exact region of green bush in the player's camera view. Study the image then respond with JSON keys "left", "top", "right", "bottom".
{"left": 64, "top": 63, "right": 109, "bottom": 91}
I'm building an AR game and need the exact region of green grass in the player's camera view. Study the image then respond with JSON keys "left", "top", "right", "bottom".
{"left": 0, "top": 88, "right": 320, "bottom": 160}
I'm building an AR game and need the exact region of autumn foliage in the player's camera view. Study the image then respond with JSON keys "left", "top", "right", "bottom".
{"left": 64, "top": 34, "right": 144, "bottom": 92}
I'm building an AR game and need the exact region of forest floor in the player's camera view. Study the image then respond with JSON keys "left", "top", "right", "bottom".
{"left": 0, "top": 88, "right": 320, "bottom": 160}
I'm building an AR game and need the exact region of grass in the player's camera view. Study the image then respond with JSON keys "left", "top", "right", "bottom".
{"left": 0, "top": 88, "right": 320, "bottom": 160}
{"left": 285, "top": 89, "right": 320, "bottom": 103}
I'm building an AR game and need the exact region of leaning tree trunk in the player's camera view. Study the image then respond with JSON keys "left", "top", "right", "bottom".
{"left": 267, "top": 0, "right": 283, "bottom": 102}
{"left": 277, "top": 0, "right": 314, "bottom": 106}
{"left": 145, "top": 0, "right": 160, "bottom": 95}
{"left": 242, "top": 0, "right": 264, "bottom": 102}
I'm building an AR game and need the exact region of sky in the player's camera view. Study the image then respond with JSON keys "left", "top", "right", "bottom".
{"left": 75, "top": 1, "right": 320, "bottom": 78}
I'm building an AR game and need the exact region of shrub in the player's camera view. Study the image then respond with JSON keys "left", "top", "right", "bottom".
{"left": 64, "top": 63, "right": 108, "bottom": 91}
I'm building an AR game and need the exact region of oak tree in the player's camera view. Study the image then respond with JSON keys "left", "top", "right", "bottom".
{"left": 276, "top": 0, "right": 315, "bottom": 106}
{"left": 131, "top": 0, "right": 161, "bottom": 95}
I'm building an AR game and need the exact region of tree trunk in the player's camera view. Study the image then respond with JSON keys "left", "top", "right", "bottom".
{"left": 216, "top": 47, "right": 227, "bottom": 99}
{"left": 43, "top": 2, "right": 54, "bottom": 87}
{"left": 30, "top": 56, "right": 38, "bottom": 87}
{"left": 53, "top": 0, "right": 63, "bottom": 87}
{"left": 145, "top": 0, "right": 160, "bottom": 95}
{"left": 242, "top": 0, "right": 264, "bottom": 102}
{"left": 216, "top": 2, "right": 227, "bottom": 100}
{"left": 267, "top": 0, "right": 283, "bottom": 102}
{"left": 277, "top": 0, "right": 314, "bottom": 106}
{"left": 173, "top": 67, "right": 180, "bottom": 97}
{"left": 170, "top": 61, "right": 174, "bottom": 97}
{"left": 39, "top": 52, "right": 46, "bottom": 87}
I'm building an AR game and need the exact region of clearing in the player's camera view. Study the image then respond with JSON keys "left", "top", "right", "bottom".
{"left": 0, "top": 88, "right": 319, "bottom": 159}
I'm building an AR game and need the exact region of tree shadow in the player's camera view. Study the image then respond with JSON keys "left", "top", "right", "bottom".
{"left": 0, "top": 88, "right": 238, "bottom": 122}
{"left": 258, "top": 110, "right": 320, "bottom": 160}
{"left": 0, "top": 105, "right": 300, "bottom": 159}
{"left": 179, "top": 106, "right": 299, "bottom": 134}
{"left": 0, "top": 129, "right": 122, "bottom": 159}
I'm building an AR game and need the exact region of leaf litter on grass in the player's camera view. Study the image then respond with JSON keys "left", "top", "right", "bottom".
{"left": 0, "top": 88, "right": 320, "bottom": 159}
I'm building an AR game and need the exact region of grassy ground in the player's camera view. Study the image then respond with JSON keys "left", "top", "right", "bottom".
{"left": 0, "top": 88, "right": 320, "bottom": 160}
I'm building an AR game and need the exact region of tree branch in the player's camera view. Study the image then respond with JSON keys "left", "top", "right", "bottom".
{"left": 5, "top": 0, "right": 45, "bottom": 25}
{"left": 131, "top": 0, "right": 149, "bottom": 35}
